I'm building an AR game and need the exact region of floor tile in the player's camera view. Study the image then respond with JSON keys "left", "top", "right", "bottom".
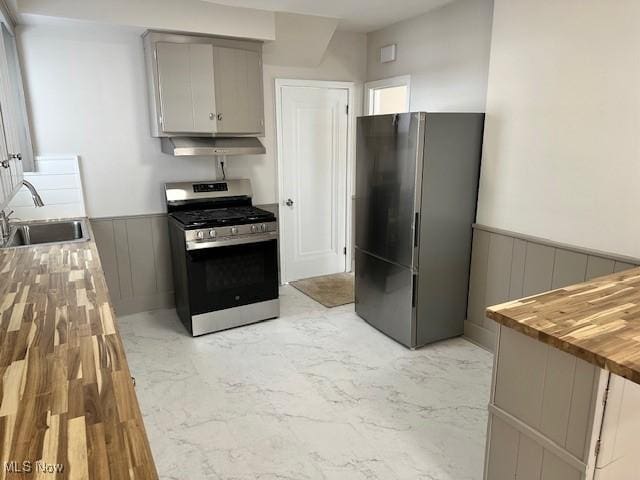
{"left": 118, "top": 285, "right": 493, "bottom": 479}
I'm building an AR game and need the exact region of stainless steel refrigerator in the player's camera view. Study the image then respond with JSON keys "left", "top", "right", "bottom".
{"left": 355, "top": 112, "right": 484, "bottom": 348}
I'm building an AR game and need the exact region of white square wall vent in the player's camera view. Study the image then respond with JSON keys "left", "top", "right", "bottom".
{"left": 380, "top": 44, "right": 396, "bottom": 63}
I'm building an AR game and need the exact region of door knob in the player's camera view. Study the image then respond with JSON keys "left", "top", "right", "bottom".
{"left": 285, "top": 198, "right": 294, "bottom": 207}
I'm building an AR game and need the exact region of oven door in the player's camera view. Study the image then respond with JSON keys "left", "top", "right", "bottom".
{"left": 185, "top": 237, "right": 279, "bottom": 315}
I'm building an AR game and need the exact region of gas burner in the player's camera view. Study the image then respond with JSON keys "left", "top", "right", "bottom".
{"left": 170, "top": 206, "right": 275, "bottom": 229}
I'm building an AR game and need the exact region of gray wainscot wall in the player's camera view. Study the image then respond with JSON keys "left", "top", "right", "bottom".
{"left": 466, "top": 224, "right": 640, "bottom": 352}
{"left": 93, "top": 213, "right": 639, "bottom": 349}
{"left": 91, "top": 204, "right": 279, "bottom": 316}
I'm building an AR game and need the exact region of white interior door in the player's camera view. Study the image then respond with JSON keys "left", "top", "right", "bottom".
{"left": 278, "top": 84, "right": 349, "bottom": 283}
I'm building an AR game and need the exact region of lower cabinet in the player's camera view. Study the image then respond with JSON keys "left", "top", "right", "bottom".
{"left": 484, "top": 326, "right": 640, "bottom": 479}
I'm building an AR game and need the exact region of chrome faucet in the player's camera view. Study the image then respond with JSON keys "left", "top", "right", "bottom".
{"left": 0, "top": 181, "right": 44, "bottom": 245}
{"left": 0, "top": 209, "right": 12, "bottom": 242}
{"left": 22, "top": 180, "right": 44, "bottom": 207}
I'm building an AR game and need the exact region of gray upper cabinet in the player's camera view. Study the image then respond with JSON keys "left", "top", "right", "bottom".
{"left": 213, "top": 46, "right": 263, "bottom": 135}
{"left": 156, "top": 42, "right": 216, "bottom": 134}
{"left": 143, "top": 31, "right": 265, "bottom": 138}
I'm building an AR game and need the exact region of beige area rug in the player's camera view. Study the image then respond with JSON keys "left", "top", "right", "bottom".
{"left": 290, "top": 272, "right": 355, "bottom": 308}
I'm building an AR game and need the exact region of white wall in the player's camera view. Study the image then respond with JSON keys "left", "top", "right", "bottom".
{"left": 366, "top": 0, "right": 493, "bottom": 112}
{"left": 211, "top": 29, "right": 366, "bottom": 212}
{"left": 476, "top": 0, "right": 640, "bottom": 259}
{"left": 17, "top": 24, "right": 366, "bottom": 218}
{"left": 262, "top": 12, "right": 338, "bottom": 67}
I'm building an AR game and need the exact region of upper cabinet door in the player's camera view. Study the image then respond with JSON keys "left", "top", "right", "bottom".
{"left": 156, "top": 42, "right": 216, "bottom": 134}
{"left": 213, "top": 46, "right": 264, "bottom": 135}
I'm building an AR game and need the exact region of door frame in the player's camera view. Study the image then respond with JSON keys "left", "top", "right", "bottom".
{"left": 274, "top": 78, "right": 356, "bottom": 284}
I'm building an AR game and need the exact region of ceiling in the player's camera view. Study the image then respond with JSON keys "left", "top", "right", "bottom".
{"left": 202, "top": 0, "right": 456, "bottom": 32}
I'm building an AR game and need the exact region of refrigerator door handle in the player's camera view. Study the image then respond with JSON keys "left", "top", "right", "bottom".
{"left": 411, "top": 274, "right": 418, "bottom": 308}
{"left": 414, "top": 212, "right": 420, "bottom": 247}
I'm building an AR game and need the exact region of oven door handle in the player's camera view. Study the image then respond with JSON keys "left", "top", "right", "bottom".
{"left": 186, "top": 232, "right": 278, "bottom": 251}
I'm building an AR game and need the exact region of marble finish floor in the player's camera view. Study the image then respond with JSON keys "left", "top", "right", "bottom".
{"left": 118, "top": 286, "right": 493, "bottom": 480}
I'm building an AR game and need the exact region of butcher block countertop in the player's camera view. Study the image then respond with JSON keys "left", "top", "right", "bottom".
{"left": 487, "top": 267, "right": 640, "bottom": 386}
{"left": 0, "top": 228, "right": 158, "bottom": 478}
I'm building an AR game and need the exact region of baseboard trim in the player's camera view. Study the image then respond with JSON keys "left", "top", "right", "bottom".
{"left": 463, "top": 320, "right": 496, "bottom": 351}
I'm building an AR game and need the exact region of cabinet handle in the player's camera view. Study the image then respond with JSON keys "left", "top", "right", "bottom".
{"left": 209, "top": 113, "right": 214, "bottom": 120}
{"left": 0, "top": 160, "right": 9, "bottom": 168}
{"left": 217, "top": 113, "right": 223, "bottom": 121}
{"left": 8, "top": 153, "right": 21, "bottom": 161}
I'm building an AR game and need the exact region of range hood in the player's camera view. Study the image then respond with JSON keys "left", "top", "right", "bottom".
{"left": 161, "top": 137, "right": 266, "bottom": 156}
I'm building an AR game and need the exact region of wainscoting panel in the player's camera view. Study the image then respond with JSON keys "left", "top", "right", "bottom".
{"left": 465, "top": 225, "right": 640, "bottom": 351}
{"left": 509, "top": 239, "right": 527, "bottom": 299}
{"left": 585, "top": 256, "right": 615, "bottom": 280}
{"left": 91, "top": 203, "right": 278, "bottom": 316}
{"left": 522, "top": 243, "right": 555, "bottom": 297}
{"left": 91, "top": 214, "right": 174, "bottom": 315}
{"left": 551, "top": 249, "right": 588, "bottom": 290}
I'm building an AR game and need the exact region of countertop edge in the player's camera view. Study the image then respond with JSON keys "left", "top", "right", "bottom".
{"left": 486, "top": 305, "right": 640, "bottom": 385}
{"left": 0, "top": 217, "right": 159, "bottom": 479}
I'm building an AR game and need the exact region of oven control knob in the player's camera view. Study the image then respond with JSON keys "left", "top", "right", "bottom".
{"left": 250, "top": 225, "right": 258, "bottom": 233}
{"left": 231, "top": 227, "right": 238, "bottom": 235}
{"left": 260, "top": 223, "right": 267, "bottom": 232}
{"left": 196, "top": 231, "right": 204, "bottom": 239}
{"left": 209, "top": 230, "right": 216, "bottom": 238}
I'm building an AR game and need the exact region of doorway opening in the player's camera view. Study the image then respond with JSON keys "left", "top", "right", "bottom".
{"left": 364, "top": 75, "right": 411, "bottom": 115}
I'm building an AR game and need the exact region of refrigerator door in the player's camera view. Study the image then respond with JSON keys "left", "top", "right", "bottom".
{"left": 355, "top": 113, "right": 425, "bottom": 269}
{"left": 355, "top": 248, "right": 415, "bottom": 347}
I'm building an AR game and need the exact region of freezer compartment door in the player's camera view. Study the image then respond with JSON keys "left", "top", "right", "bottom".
{"left": 355, "top": 248, "right": 415, "bottom": 348}
{"left": 355, "top": 113, "right": 424, "bottom": 268}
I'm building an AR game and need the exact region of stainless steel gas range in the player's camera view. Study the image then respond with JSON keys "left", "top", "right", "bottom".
{"left": 165, "top": 179, "right": 279, "bottom": 336}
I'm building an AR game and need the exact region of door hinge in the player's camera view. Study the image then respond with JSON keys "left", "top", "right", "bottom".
{"left": 602, "top": 382, "right": 610, "bottom": 407}
{"left": 594, "top": 378, "right": 611, "bottom": 459}
{"left": 343, "top": 246, "right": 347, "bottom": 255}
{"left": 346, "top": 104, "right": 349, "bottom": 115}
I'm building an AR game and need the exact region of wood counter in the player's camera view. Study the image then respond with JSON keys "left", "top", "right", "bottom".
{"left": 483, "top": 267, "right": 640, "bottom": 479}
{"left": 487, "top": 266, "right": 640, "bottom": 385}
{"left": 0, "top": 232, "right": 158, "bottom": 478}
